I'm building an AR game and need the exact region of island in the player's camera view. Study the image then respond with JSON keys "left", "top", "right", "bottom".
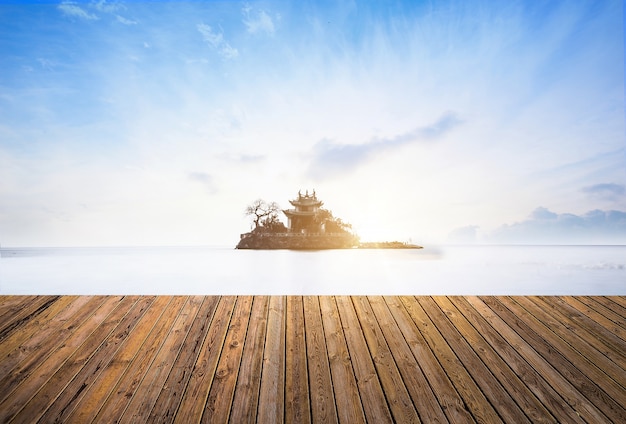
{"left": 236, "top": 190, "right": 422, "bottom": 250}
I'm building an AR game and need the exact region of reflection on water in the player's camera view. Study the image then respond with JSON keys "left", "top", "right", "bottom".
{"left": 1, "top": 245, "right": 624, "bottom": 295}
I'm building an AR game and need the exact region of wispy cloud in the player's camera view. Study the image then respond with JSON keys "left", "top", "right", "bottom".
{"left": 58, "top": 1, "right": 99, "bottom": 20}
{"left": 242, "top": 5, "right": 275, "bottom": 35}
{"left": 307, "top": 112, "right": 462, "bottom": 179}
{"left": 197, "top": 23, "right": 239, "bottom": 59}
{"left": 188, "top": 172, "right": 217, "bottom": 194}
{"left": 93, "top": 0, "right": 125, "bottom": 14}
{"left": 116, "top": 15, "right": 137, "bottom": 25}
{"left": 489, "top": 207, "right": 626, "bottom": 244}
{"left": 581, "top": 183, "right": 625, "bottom": 201}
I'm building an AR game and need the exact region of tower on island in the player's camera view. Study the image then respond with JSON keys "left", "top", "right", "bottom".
{"left": 282, "top": 189, "right": 324, "bottom": 234}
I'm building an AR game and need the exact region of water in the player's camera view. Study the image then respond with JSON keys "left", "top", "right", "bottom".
{"left": 0, "top": 245, "right": 624, "bottom": 295}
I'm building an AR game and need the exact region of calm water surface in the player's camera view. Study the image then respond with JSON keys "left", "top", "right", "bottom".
{"left": 1, "top": 245, "right": 624, "bottom": 295}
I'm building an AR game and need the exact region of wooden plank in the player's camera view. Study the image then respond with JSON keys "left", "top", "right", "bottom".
{"left": 1, "top": 295, "right": 624, "bottom": 423}
{"left": 585, "top": 297, "right": 626, "bottom": 327}
{"left": 368, "top": 296, "right": 447, "bottom": 423}
{"left": 434, "top": 296, "right": 555, "bottom": 423}
{"left": 571, "top": 296, "right": 626, "bottom": 342}
{"left": 0, "top": 295, "right": 77, "bottom": 367}
{"left": 303, "top": 295, "right": 338, "bottom": 423}
{"left": 202, "top": 296, "right": 254, "bottom": 423}
{"left": 419, "top": 296, "right": 530, "bottom": 423}
{"left": 319, "top": 296, "right": 366, "bottom": 424}
{"left": 148, "top": 296, "right": 221, "bottom": 423}
{"left": 385, "top": 296, "right": 475, "bottom": 423}
{"left": 229, "top": 296, "right": 269, "bottom": 424}
{"left": 352, "top": 296, "right": 419, "bottom": 423}
{"left": 513, "top": 297, "right": 626, "bottom": 416}
{"left": 0, "top": 296, "right": 126, "bottom": 423}
{"left": 401, "top": 296, "right": 503, "bottom": 423}
{"left": 0, "top": 296, "right": 38, "bottom": 319}
{"left": 65, "top": 296, "right": 174, "bottom": 423}
{"left": 172, "top": 296, "right": 236, "bottom": 423}
{"left": 92, "top": 296, "right": 188, "bottom": 423}
{"left": 480, "top": 296, "right": 612, "bottom": 423}
{"left": 119, "top": 296, "right": 205, "bottom": 423}
{"left": 0, "top": 296, "right": 102, "bottom": 389}
{"left": 7, "top": 295, "right": 138, "bottom": 424}
{"left": 450, "top": 296, "right": 584, "bottom": 423}
{"left": 284, "top": 296, "right": 311, "bottom": 424}
{"left": 36, "top": 296, "right": 156, "bottom": 423}
{"left": 335, "top": 296, "right": 393, "bottom": 423}
{"left": 537, "top": 296, "right": 626, "bottom": 369}
{"left": 0, "top": 295, "right": 60, "bottom": 342}
{"left": 608, "top": 296, "right": 626, "bottom": 310}
{"left": 257, "top": 296, "right": 286, "bottom": 423}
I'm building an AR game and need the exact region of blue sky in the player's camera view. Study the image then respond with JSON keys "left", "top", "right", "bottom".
{"left": 0, "top": 0, "right": 624, "bottom": 246}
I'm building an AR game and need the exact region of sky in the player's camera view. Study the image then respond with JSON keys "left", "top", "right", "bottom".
{"left": 0, "top": 0, "right": 624, "bottom": 247}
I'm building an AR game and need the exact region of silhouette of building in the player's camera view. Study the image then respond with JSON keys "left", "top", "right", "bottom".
{"left": 283, "top": 190, "right": 323, "bottom": 234}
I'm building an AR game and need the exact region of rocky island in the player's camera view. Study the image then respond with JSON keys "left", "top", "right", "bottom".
{"left": 236, "top": 190, "right": 421, "bottom": 250}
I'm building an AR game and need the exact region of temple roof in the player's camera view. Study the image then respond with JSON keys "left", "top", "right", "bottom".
{"left": 289, "top": 189, "right": 323, "bottom": 207}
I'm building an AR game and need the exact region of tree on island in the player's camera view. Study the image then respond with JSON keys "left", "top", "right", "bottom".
{"left": 315, "top": 209, "right": 354, "bottom": 235}
{"left": 244, "top": 199, "right": 287, "bottom": 233}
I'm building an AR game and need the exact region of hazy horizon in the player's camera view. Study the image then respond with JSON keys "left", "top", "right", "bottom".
{"left": 1, "top": 0, "right": 624, "bottom": 247}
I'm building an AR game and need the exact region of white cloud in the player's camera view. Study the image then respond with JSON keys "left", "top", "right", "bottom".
{"left": 58, "top": 1, "right": 99, "bottom": 20}
{"left": 243, "top": 8, "right": 275, "bottom": 35}
{"left": 307, "top": 112, "right": 463, "bottom": 179}
{"left": 93, "top": 0, "right": 125, "bottom": 14}
{"left": 116, "top": 15, "right": 137, "bottom": 25}
{"left": 197, "top": 23, "right": 239, "bottom": 59}
{"left": 488, "top": 207, "right": 626, "bottom": 244}
{"left": 197, "top": 23, "right": 223, "bottom": 48}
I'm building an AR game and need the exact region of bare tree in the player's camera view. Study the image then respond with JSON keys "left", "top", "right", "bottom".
{"left": 245, "top": 199, "right": 281, "bottom": 230}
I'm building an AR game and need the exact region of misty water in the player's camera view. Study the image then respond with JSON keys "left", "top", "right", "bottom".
{"left": 1, "top": 245, "right": 624, "bottom": 295}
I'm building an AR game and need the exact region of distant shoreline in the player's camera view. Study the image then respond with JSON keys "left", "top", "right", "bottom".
{"left": 358, "top": 241, "right": 423, "bottom": 249}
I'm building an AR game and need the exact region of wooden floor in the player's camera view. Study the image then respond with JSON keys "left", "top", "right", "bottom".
{"left": 0, "top": 296, "right": 625, "bottom": 423}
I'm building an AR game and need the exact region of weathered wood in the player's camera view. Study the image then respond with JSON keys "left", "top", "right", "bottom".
{"left": 0, "top": 295, "right": 625, "bottom": 424}
{"left": 368, "top": 296, "right": 448, "bottom": 423}
{"left": 385, "top": 296, "right": 475, "bottom": 423}
{"left": 511, "top": 296, "right": 626, "bottom": 421}
{"left": 402, "top": 296, "right": 503, "bottom": 423}
{"left": 0, "top": 296, "right": 103, "bottom": 393}
{"left": 434, "top": 296, "right": 554, "bottom": 423}
{"left": 93, "top": 296, "right": 188, "bottom": 423}
{"left": 8, "top": 295, "right": 137, "bottom": 424}
{"left": 66, "top": 296, "right": 174, "bottom": 423}
{"left": 148, "top": 296, "right": 221, "bottom": 423}
{"left": 0, "top": 295, "right": 59, "bottom": 342}
{"left": 0, "top": 295, "right": 77, "bottom": 367}
{"left": 481, "top": 296, "right": 612, "bottom": 423}
{"left": 0, "top": 295, "right": 127, "bottom": 423}
{"left": 173, "top": 296, "right": 236, "bottom": 424}
{"left": 257, "top": 295, "right": 286, "bottom": 423}
{"left": 534, "top": 296, "right": 626, "bottom": 370}
{"left": 0, "top": 295, "right": 38, "bottom": 319}
{"left": 319, "top": 296, "right": 366, "bottom": 424}
{"left": 285, "top": 296, "right": 311, "bottom": 424}
{"left": 229, "top": 295, "right": 269, "bottom": 424}
{"left": 119, "top": 296, "right": 204, "bottom": 423}
{"left": 569, "top": 296, "right": 626, "bottom": 342}
{"left": 335, "top": 296, "right": 393, "bottom": 423}
{"left": 352, "top": 296, "right": 420, "bottom": 423}
{"left": 37, "top": 296, "right": 156, "bottom": 423}
{"left": 303, "top": 295, "right": 338, "bottom": 423}
{"left": 420, "top": 296, "right": 530, "bottom": 423}
{"left": 202, "top": 296, "right": 253, "bottom": 423}
{"left": 449, "top": 296, "right": 576, "bottom": 423}
{"left": 586, "top": 296, "right": 626, "bottom": 327}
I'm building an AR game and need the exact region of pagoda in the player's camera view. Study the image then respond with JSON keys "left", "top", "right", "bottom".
{"left": 283, "top": 189, "right": 323, "bottom": 234}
